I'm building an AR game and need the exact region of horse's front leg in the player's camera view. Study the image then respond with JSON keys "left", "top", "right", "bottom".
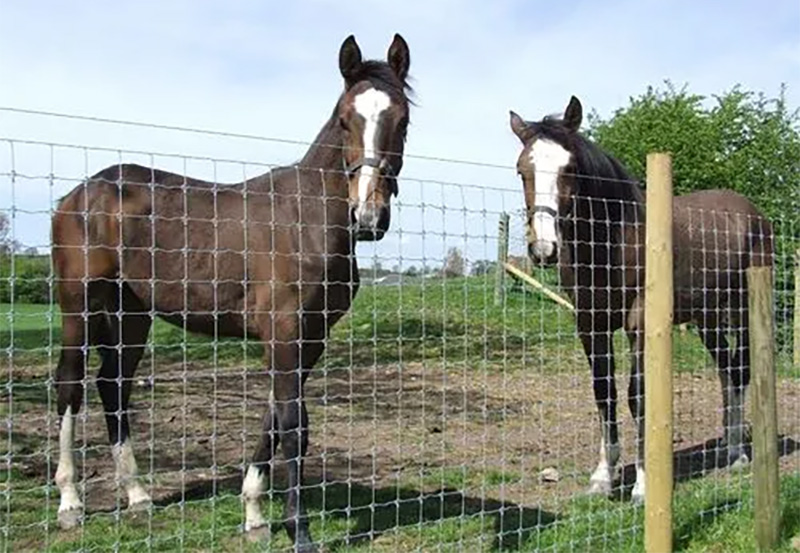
{"left": 580, "top": 325, "right": 620, "bottom": 496}
{"left": 244, "top": 309, "right": 323, "bottom": 553}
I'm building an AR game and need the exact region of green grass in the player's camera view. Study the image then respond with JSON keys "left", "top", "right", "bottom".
{"left": 2, "top": 276, "right": 794, "bottom": 375}
{"left": 0, "top": 276, "right": 579, "bottom": 370}
{"left": 3, "top": 467, "right": 800, "bottom": 551}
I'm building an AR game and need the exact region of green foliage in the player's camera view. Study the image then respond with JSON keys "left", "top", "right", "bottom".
{"left": 0, "top": 254, "right": 51, "bottom": 304}
{"left": 586, "top": 82, "right": 800, "bottom": 213}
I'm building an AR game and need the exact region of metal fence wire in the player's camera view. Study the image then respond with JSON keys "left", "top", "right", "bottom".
{"left": 0, "top": 113, "right": 798, "bottom": 553}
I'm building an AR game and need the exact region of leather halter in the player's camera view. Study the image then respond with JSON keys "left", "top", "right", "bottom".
{"left": 343, "top": 156, "right": 398, "bottom": 196}
{"left": 530, "top": 205, "right": 558, "bottom": 218}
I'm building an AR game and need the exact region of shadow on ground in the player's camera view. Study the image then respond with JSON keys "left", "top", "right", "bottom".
{"left": 613, "top": 434, "right": 800, "bottom": 501}
{"left": 147, "top": 471, "right": 557, "bottom": 551}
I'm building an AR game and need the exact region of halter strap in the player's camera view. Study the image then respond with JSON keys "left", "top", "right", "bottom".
{"left": 531, "top": 205, "right": 558, "bottom": 218}
{"left": 342, "top": 156, "right": 398, "bottom": 196}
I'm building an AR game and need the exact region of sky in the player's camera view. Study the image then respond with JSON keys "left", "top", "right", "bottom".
{"left": 1, "top": 0, "right": 798, "bottom": 268}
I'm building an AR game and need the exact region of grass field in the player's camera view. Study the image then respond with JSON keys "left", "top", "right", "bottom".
{"left": 0, "top": 274, "right": 752, "bottom": 371}
{"left": 1, "top": 275, "right": 799, "bottom": 551}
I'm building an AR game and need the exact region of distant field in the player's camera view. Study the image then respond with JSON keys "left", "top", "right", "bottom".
{"left": 1, "top": 275, "right": 793, "bottom": 375}
{"left": 0, "top": 275, "right": 733, "bottom": 371}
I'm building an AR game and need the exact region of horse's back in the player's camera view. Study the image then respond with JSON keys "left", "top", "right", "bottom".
{"left": 671, "top": 189, "right": 772, "bottom": 324}
{"left": 52, "top": 164, "right": 247, "bottom": 324}
{"left": 53, "top": 163, "right": 240, "bottom": 267}
{"left": 52, "top": 163, "right": 154, "bottom": 281}
{"left": 52, "top": 163, "right": 356, "bottom": 338}
{"left": 674, "top": 189, "right": 773, "bottom": 267}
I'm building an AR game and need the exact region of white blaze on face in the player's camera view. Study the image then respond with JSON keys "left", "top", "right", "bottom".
{"left": 528, "top": 139, "right": 572, "bottom": 255}
{"left": 353, "top": 88, "right": 391, "bottom": 217}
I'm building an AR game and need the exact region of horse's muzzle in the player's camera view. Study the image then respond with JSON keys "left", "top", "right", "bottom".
{"left": 352, "top": 205, "right": 390, "bottom": 241}
{"left": 528, "top": 240, "right": 558, "bottom": 266}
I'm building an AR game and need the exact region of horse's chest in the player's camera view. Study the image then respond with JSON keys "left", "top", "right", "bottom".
{"left": 301, "top": 255, "right": 359, "bottom": 314}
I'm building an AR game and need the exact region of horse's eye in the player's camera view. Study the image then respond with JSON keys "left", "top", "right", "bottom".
{"left": 339, "top": 117, "right": 349, "bottom": 131}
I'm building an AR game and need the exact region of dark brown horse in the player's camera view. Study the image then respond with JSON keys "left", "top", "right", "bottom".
{"left": 509, "top": 96, "right": 773, "bottom": 502}
{"left": 51, "top": 34, "right": 411, "bottom": 551}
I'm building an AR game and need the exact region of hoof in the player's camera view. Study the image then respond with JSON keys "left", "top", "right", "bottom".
{"left": 245, "top": 523, "right": 271, "bottom": 543}
{"left": 730, "top": 453, "right": 750, "bottom": 470}
{"left": 630, "top": 467, "right": 646, "bottom": 504}
{"left": 58, "top": 507, "right": 82, "bottom": 530}
{"left": 128, "top": 498, "right": 152, "bottom": 514}
{"left": 587, "top": 479, "right": 612, "bottom": 496}
{"left": 296, "top": 543, "right": 320, "bottom": 553}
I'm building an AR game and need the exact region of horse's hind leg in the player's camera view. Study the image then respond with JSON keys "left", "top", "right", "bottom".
{"left": 95, "top": 283, "right": 153, "bottom": 510}
{"left": 54, "top": 284, "right": 91, "bottom": 529}
{"left": 697, "top": 320, "right": 749, "bottom": 467}
{"left": 727, "top": 319, "right": 750, "bottom": 466}
{"left": 626, "top": 328, "right": 646, "bottom": 503}
{"left": 55, "top": 278, "right": 121, "bottom": 527}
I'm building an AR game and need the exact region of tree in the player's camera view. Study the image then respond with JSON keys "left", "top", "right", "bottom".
{"left": 0, "top": 212, "right": 23, "bottom": 255}
{"left": 586, "top": 82, "right": 800, "bottom": 221}
{"left": 443, "top": 247, "right": 465, "bottom": 278}
{"left": 0, "top": 213, "right": 9, "bottom": 254}
{"left": 403, "top": 265, "right": 419, "bottom": 277}
{"left": 470, "top": 259, "right": 496, "bottom": 276}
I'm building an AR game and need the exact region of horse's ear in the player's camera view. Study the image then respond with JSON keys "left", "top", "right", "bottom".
{"left": 509, "top": 110, "right": 531, "bottom": 143}
{"left": 564, "top": 96, "right": 583, "bottom": 132}
{"left": 387, "top": 34, "right": 410, "bottom": 81}
{"left": 339, "top": 35, "right": 363, "bottom": 83}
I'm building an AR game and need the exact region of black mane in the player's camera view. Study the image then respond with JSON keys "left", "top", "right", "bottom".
{"left": 350, "top": 60, "right": 414, "bottom": 102}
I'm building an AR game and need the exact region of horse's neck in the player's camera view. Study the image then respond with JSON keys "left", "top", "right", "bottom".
{"left": 286, "top": 116, "right": 354, "bottom": 254}
{"left": 299, "top": 117, "right": 346, "bottom": 177}
{"left": 560, "top": 189, "right": 642, "bottom": 247}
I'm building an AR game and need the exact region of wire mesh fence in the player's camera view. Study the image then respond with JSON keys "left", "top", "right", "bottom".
{"left": 0, "top": 113, "right": 798, "bottom": 553}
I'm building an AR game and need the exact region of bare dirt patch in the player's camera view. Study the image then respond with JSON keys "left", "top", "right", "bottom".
{"left": 6, "top": 359, "right": 800, "bottom": 514}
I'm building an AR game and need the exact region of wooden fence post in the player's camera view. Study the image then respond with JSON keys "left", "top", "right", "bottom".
{"left": 494, "top": 212, "right": 510, "bottom": 306}
{"left": 794, "top": 249, "right": 800, "bottom": 369}
{"left": 748, "top": 265, "right": 780, "bottom": 551}
{"left": 644, "top": 153, "right": 674, "bottom": 553}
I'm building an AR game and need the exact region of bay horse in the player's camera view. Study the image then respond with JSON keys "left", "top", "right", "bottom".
{"left": 51, "top": 34, "right": 412, "bottom": 551}
{"left": 508, "top": 96, "right": 773, "bottom": 502}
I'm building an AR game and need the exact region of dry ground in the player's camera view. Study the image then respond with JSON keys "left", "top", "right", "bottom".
{"left": 6, "top": 358, "right": 800, "bottom": 517}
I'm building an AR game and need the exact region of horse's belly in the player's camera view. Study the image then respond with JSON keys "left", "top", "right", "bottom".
{"left": 126, "top": 278, "right": 250, "bottom": 337}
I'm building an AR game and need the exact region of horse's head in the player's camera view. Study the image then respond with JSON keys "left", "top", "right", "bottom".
{"left": 337, "top": 34, "right": 411, "bottom": 241}
{"left": 509, "top": 96, "right": 583, "bottom": 265}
